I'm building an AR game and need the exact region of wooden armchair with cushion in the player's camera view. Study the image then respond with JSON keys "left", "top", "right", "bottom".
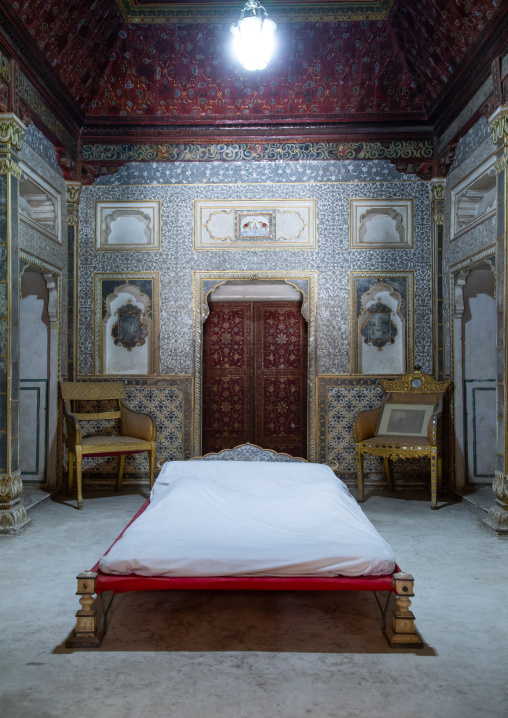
{"left": 353, "top": 368, "right": 451, "bottom": 509}
{"left": 60, "top": 381, "right": 157, "bottom": 509}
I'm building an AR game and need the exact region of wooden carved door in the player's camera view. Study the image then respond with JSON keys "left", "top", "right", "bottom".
{"left": 203, "top": 301, "right": 307, "bottom": 458}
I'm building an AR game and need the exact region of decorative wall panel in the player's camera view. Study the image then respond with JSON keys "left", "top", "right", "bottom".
{"left": 19, "top": 163, "right": 61, "bottom": 244}
{"left": 93, "top": 272, "right": 160, "bottom": 375}
{"left": 194, "top": 199, "right": 316, "bottom": 250}
{"left": 95, "top": 200, "right": 161, "bottom": 251}
{"left": 350, "top": 271, "right": 414, "bottom": 374}
{"left": 350, "top": 198, "right": 413, "bottom": 249}
{"left": 78, "top": 158, "right": 432, "bottom": 471}
{"left": 450, "top": 154, "right": 496, "bottom": 242}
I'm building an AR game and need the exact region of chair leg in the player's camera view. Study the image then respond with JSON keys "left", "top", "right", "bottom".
{"left": 437, "top": 455, "right": 443, "bottom": 493}
{"left": 68, "top": 450, "right": 74, "bottom": 496}
{"left": 76, "top": 451, "right": 83, "bottom": 510}
{"left": 116, "top": 454, "right": 126, "bottom": 492}
{"left": 384, "top": 456, "right": 395, "bottom": 492}
{"left": 355, "top": 446, "right": 365, "bottom": 503}
{"left": 148, "top": 446, "right": 156, "bottom": 489}
{"left": 430, "top": 450, "right": 438, "bottom": 510}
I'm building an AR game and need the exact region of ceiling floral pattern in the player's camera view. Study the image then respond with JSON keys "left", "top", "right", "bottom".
{"left": 88, "top": 20, "right": 423, "bottom": 118}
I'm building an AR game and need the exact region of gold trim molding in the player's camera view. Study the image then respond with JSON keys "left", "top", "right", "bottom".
{"left": 67, "top": 182, "right": 82, "bottom": 204}
{"left": 0, "top": 470, "right": 23, "bottom": 504}
{"left": 488, "top": 106, "right": 508, "bottom": 147}
{"left": 0, "top": 158, "right": 22, "bottom": 178}
{"left": 0, "top": 114, "right": 26, "bottom": 152}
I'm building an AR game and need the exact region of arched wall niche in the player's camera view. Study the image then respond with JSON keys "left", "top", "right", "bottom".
{"left": 19, "top": 257, "right": 62, "bottom": 489}
{"left": 193, "top": 271, "right": 317, "bottom": 460}
{"left": 452, "top": 254, "right": 496, "bottom": 489}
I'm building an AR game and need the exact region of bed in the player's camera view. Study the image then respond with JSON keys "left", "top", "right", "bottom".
{"left": 67, "top": 444, "right": 423, "bottom": 649}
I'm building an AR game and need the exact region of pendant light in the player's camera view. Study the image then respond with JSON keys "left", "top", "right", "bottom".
{"left": 230, "top": 0, "right": 277, "bottom": 71}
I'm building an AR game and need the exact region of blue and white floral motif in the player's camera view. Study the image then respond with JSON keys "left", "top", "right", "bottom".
{"left": 193, "top": 443, "right": 307, "bottom": 463}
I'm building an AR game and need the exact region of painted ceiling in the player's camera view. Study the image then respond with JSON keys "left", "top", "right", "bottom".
{"left": 1, "top": 0, "right": 504, "bottom": 134}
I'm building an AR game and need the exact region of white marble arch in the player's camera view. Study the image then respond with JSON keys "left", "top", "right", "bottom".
{"left": 192, "top": 270, "right": 317, "bottom": 461}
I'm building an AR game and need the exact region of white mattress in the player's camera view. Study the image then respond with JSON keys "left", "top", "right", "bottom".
{"left": 99, "top": 460, "right": 395, "bottom": 577}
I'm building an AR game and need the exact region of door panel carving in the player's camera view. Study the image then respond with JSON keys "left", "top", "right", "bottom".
{"left": 203, "top": 301, "right": 307, "bottom": 458}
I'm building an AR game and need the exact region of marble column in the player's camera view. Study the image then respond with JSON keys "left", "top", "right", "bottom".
{"left": 66, "top": 182, "right": 81, "bottom": 381}
{"left": 485, "top": 106, "right": 508, "bottom": 533}
{"left": 0, "top": 113, "right": 28, "bottom": 533}
{"left": 430, "top": 179, "right": 446, "bottom": 380}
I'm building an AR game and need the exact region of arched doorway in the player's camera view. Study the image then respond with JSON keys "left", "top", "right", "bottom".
{"left": 203, "top": 281, "right": 307, "bottom": 458}
{"left": 19, "top": 265, "right": 59, "bottom": 488}
{"left": 193, "top": 271, "right": 317, "bottom": 460}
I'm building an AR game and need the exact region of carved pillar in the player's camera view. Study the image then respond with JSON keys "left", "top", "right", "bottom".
{"left": 430, "top": 179, "right": 446, "bottom": 380}
{"left": 66, "top": 182, "right": 81, "bottom": 380}
{"left": 43, "top": 273, "right": 59, "bottom": 489}
{"left": 486, "top": 106, "right": 508, "bottom": 533}
{"left": 453, "top": 271, "right": 469, "bottom": 491}
{"left": 0, "top": 113, "right": 28, "bottom": 533}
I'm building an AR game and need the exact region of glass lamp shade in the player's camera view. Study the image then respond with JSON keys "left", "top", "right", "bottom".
{"left": 231, "top": 14, "right": 277, "bottom": 71}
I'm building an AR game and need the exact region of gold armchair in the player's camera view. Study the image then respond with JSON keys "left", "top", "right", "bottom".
{"left": 60, "top": 381, "right": 157, "bottom": 509}
{"left": 353, "top": 369, "right": 451, "bottom": 509}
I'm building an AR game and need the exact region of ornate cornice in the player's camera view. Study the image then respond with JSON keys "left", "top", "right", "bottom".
{"left": 66, "top": 182, "right": 82, "bottom": 204}
{"left": 115, "top": 0, "right": 395, "bottom": 24}
{"left": 0, "top": 158, "right": 22, "bottom": 178}
{"left": 81, "top": 140, "right": 434, "bottom": 164}
{"left": 488, "top": 106, "right": 508, "bottom": 147}
{"left": 0, "top": 113, "right": 25, "bottom": 151}
{"left": 494, "top": 155, "right": 508, "bottom": 175}
{"left": 430, "top": 179, "right": 446, "bottom": 201}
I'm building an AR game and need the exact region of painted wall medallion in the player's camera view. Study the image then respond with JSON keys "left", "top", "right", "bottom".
{"left": 361, "top": 301, "right": 398, "bottom": 350}
{"left": 112, "top": 300, "right": 148, "bottom": 351}
{"left": 236, "top": 211, "right": 275, "bottom": 240}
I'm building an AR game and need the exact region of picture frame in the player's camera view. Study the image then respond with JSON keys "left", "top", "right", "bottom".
{"left": 376, "top": 402, "right": 435, "bottom": 438}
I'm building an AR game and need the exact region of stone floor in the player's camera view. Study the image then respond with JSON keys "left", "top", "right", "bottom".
{"left": 1, "top": 484, "right": 507, "bottom": 718}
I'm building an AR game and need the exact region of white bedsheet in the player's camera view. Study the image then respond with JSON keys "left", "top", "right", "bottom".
{"left": 99, "top": 460, "right": 395, "bottom": 577}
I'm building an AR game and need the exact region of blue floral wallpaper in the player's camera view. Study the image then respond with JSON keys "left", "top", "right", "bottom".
{"left": 78, "top": 157, "right": 432, "bottom": 479}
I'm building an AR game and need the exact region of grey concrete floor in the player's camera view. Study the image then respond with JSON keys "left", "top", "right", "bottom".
{"left": 1, "top": 485, "right": 507, "bottom": 718}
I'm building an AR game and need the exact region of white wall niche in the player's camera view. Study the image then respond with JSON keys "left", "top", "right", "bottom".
{"left": 451, "top": 154, "right": 497, "bottom": 241}
{"left": 19, "top": 163, "right": 61, "bottom": 244}
{"left": 350, "top": 198, "right": 413, "bottom": 249}
{"left": 95, "top": 200, "right": 161, "bottom": 251}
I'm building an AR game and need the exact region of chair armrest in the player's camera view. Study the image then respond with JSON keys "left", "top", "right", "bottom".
{"left": 353, "top": 407, "right": 382, "bottom": 442}
{"left": 120, "top": 400, "right": 156, "bottom": 441}
{"left": 62, "top": 400, "right": 82, "bottom": 447}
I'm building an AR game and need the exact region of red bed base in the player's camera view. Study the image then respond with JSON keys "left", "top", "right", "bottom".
{"left": 91, "top": 499, "right": 399, "bottom": 595}
{"left": 69, "top": 497, "right": 423, "bottom": 649}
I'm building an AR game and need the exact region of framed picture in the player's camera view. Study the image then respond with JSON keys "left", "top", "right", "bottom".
{"left": 376, "top": 402, "right": 435, "bottom": 438}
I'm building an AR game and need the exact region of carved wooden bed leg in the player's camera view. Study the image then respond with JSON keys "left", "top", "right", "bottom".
{"left": 65, "top": 571, "right": 103, "bottom": 648}
{"left": 355, "top": 448, "right": 365, "bottom": 502}
{"left": 385, "top": 572, "right": 424, "bottom": 648}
